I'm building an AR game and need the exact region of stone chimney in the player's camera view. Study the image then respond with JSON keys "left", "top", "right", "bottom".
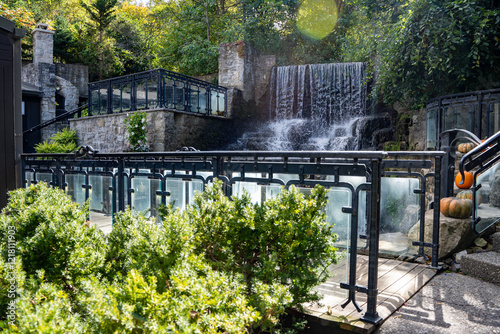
{"left": 32, "top": 23, "right": 54, "bottom": 64}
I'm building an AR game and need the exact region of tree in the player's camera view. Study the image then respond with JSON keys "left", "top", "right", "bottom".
{"left": 80, "top": 0, "right": 119, "bottom": 80}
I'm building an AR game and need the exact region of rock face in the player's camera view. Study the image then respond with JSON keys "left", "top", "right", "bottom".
{"left": 408, "top": 210, "right": 477, "bottom": 259}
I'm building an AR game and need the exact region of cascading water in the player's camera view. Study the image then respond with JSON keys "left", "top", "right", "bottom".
{"left": 233, "top": 62, "right": 368, "bottom": 151}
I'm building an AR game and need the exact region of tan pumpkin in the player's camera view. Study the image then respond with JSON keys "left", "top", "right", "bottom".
{"left": 457, "top": 142, "right": 476, "bottom": 153}
{"left": 456, "top": 189, "right": 481, "bottom": 202}
{"left": 440, "top": 197, "right": 472, "bottom": 219}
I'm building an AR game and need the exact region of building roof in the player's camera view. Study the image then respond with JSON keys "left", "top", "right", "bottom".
{"left": 22, "top": 81, "right": 43, "bottom": 97}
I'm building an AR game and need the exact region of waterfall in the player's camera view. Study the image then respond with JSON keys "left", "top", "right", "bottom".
{"left": 232, "top": 62, "right": 368, "bottom": 151}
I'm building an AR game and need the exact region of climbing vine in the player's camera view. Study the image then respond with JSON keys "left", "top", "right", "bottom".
{"left": 124, "top": 112, "right": 149, "bottom": 152}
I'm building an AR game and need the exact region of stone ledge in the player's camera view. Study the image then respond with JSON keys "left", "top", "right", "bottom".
{"left": 492, "top": 232, "right": 500, "bottom": 252}
{"left": 461, "top": 252, "right": 500, "bottom": 285}
{"left": 69, "top": 108, "right": 232, "bottom": 122}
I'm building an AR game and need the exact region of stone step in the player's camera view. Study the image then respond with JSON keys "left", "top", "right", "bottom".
{"left": 493, "top": 232, "right": 500, "bottom": 252}
{"left": 461, "top": 251, "right": 500, "bottom": 285}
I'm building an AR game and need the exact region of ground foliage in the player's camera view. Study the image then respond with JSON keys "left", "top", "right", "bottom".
{"left": 2, "top": 0, "right": 496, "bottom": 106}
{"left": 0, "top": 181, "right": 339, "bottom": 332}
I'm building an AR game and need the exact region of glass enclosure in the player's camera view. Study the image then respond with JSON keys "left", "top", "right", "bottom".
{"left": 88, "top": 69, "right": 227, "bottom": 117}
{"left": 426, "top": 89, "right": 500, "bottom": 149}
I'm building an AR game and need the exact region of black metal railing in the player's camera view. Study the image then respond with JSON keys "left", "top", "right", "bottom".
{"left": 458, "top": 131, "right": 500, "bottom": 235}
{"left": 21, "top": 150, "right": 445, "bottom": 324}
{"left": 426, "top": 89, "right": 500, "bottom": 149}
{"left": 23, "top": 104, "right": 89, "bottom": 136}
{"left": 88, "top": 69, "right": 227, "bottom": 117}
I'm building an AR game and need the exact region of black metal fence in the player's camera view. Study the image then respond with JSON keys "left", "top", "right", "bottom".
{"left": 21, "top": 150, "right": 444, "bottom": 324}
{"left": 426, "top": 88, "right": 500, "bottom": 149}
{"left": 88, "top": 69, "right": 227, "bottom": 117}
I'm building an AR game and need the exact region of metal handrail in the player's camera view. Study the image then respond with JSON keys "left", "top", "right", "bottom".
{"left": 23, "top": 104, "right": 89, "bottom": 136}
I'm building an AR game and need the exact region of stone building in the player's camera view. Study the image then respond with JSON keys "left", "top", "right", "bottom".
{"left": 21, "top": 23, "right": 88, "bottom": 151}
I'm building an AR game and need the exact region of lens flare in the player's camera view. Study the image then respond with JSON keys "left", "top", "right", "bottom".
{"left": 297, "top": 0, "right": 338, "bottom": 40}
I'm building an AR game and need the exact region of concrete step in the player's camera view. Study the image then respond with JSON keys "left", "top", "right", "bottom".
{"left": 461, "top": 251, "right": 500, "bottom": 285}
{"left": 493, "top": 232, "right": 500, "bottom": 252}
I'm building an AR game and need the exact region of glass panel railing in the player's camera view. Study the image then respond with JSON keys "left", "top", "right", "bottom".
{"left": 147, "top": 79, "right": 158, "bottom": 109}
{"left": 122, "top": 83, "right": 132, "bottom": 111}
{"left": 136, "top": 80, "right": 147, "bottom": 109}
{"left": 91, "top": 90, "right": 99, "bottom": 115}
{"left": 65, "top": 173, "right": 86, "bottom": 205}
{"left": 488, "top": 102, "right": 500, "bottom": 138}
{"left": 380, "top": 177, "right": 420, "bottom": 256}
{"left": 112, "top": 85, "right": 122, "bottom": 113}
{"left": 99, "top": 88, "right": 108, "bottom": 114}
{"left": 475, "top": 164, "right": 500, "bottom": 234}
{"left": 131, "top": 176, "right": 153, "bottom": 217}
{"left": 37, "top": 173, "right": 53, "bottom": 186}
{"left": 190, "top": 85, "right": 200, "bottom": 112}
{"left": 426, "top": 107, "right": 438, "bottom": 149}
{"left": 89, "top": 174, "right": 113, "bottom": 233}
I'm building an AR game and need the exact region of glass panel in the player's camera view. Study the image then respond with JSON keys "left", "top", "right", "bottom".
{"left": 426, "top": 108, "right": 437, "bottom": 149}
{"left": 122, "top": 83, "right": 132, "bottom": 111}
{"left": 164, "top": 80, "right": 174, "bottom": 108}
{"left": 131, "top": 176, "right": 152, "bottom": 217}
{"left": 380, "top": 177, "right": 420, "bottom": 256}
{"left": 198, "top": 87, "right": 207, "bottom": 114}
{"left": 210, "top": 91, "right": 218, "bottom": 115}
{"left": 65, "top": 173, "right": 86, "bottom": 205}
{"left": 91, "top": 90, "right": 99, "bottom": 115}
{"left": 190, "top": 85, "right": 200, "bottom": 112}
{"left": 99, "top": 88, "right": 108, "bottom": 114}
{"left": 475, "top": 165, "right": 500, "bottom": 234}
{"left": 175, "top": 85, "right": 185, "bottom": 110}
{"left": 150, "top": 178, "right": 162, "bottom": 221}
{"left": 136, "top": 80, "right": 147, "bottom": 109}
{"left": 218, "top": 92, "right": 225, "bottom": 114}
{"left": 89, "top": 175, "right": 113, "bottom": 234}
{"left": 232, "top": 181, "right": 282, "bottom": 203}
{"left": 166, "top": 178, "right": 186, "bottom": 210}
{"left": 112, "top": 84, "right": 122, "bottom": 113}
{"left": 25, "top": 171, "right": 34, "bottom": 186}
{"left": 488, "top": 102, "right": 500, "bottom": 138}
{"left": 37, "top": 173, "right": 53, "bottom": 186}
{"left": 147, "top": 79, "right": 158, "bottom": 109}
{"left": 443, "top": 105, "right": 474, "bottom": 132}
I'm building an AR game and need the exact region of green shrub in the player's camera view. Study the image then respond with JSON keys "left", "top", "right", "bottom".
{"left": 164, "top": 180, "right": 339, "bottom": 307}
{"left": 0, "top": 181, "right": 337, "bottom": 333}
{"left": 34, "top": 128, "right": 79, "bottom": 154}
{"left": 0, "top": 183, "right": 107, "bottom": 287}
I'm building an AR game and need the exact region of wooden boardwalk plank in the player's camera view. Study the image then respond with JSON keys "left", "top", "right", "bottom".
{"left": 302, "top": 255, "right": 437, "bottom": 333}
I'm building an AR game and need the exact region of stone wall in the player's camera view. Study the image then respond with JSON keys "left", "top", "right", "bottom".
{"left": 22, "top": 62, "right": 57, "bottom": 141}
{"left": 70, "top": 110, "right": 234, "bottom": 153}
{"left": 32, "top": 24, "right": 54, "bottom": 65}
{"left": 56, "top": 76, "right": 79, "bottom": 112}
{"left": 55, "top": 63, "right": 89, "bottom": 99}
{"left": 219, "top": 42, "right": 276, "bottom": 116}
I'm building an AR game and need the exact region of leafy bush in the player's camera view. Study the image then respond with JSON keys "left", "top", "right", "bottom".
{"left": 0, "top": 181, "right": 338, "bottom": 332}
{"left": 0, "top": 183, "right": 107, "bottom": 287}
{"left": 175, "top": 181, "right": 339, "bottom": 307}
{"left": 34, "top": 128, "right": 79, "bottom": 154}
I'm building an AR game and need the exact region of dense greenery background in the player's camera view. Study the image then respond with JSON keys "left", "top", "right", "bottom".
{"left": 1, "top": 0, "right": 499, "bottom": 108}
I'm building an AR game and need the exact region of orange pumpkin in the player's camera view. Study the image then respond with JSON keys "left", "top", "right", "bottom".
{"left": 440, "top": 197, "right": 472, "bottom": 219}
{"left": 457, "top": 142, "right": 476, "bottom": 153}
{"left": 455, "top": 171, "right": 474, "bottom": 189}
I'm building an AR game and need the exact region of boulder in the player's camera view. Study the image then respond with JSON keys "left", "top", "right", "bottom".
{"left": 408, "top": 210, "right": 476, "bottom": 259}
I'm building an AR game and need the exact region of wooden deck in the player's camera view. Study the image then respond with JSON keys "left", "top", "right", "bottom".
{"left": 302, "top": 255, "right": 436, "bottom": 333}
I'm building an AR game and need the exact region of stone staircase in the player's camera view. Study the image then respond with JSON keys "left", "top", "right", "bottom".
{"left": 461, "top": 232, "right": 500, "bottom": 285}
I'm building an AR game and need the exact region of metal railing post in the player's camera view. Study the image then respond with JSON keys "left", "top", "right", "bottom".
{"left": 117, "top": 158, "right": 125, "bottom": 212}
{"left": 361, "top": 157, "right": 382, "bottom": 325}
{"left": 431, "top": 155, "right": 442, "bottom": 269}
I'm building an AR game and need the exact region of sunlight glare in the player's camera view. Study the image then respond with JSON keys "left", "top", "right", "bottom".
{"left": 297, "top": 0, "right": 338, "bottom": 40}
